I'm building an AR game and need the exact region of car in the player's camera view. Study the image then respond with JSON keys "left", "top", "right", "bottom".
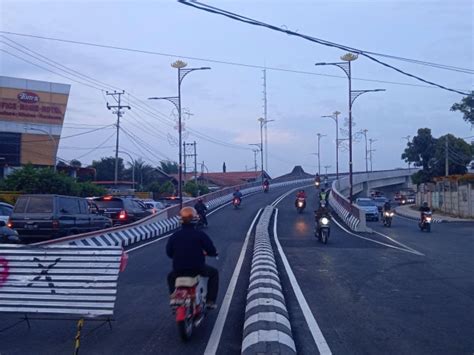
{"left": 356, "top": 198, "right": 380, "bottom": 221}
{"left": 9, "top": 194, "right": 113, "bottom": 240}
{"left": 0, "top": 202, "right": 14, "bottom": 224}
{"left": 372, "top": 196, "right": 388, "bottom": 212}
{"left": 140, "top": 200, "right": 166, "bottom": 213}
{"left": 93, "top": 196, "right": 153, "bottom": 225}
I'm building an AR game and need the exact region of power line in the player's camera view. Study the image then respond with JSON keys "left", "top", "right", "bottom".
{"left": 1, "top": 31, "right": 470, "bottom": 90}
{"left": 178, "top": 0, "right": 470, "bottom": 95}
{"left": 73, "top": 131, "right": 116, "bottom": 160}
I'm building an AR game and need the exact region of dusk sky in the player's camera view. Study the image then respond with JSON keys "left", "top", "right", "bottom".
{"left": 1, "top": 0, "right": 472, "bottom": 177}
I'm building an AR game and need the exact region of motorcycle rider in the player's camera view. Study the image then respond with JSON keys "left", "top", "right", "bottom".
{"left": 383, "top": 200, "right": 392, "bottom": 212}
{"left": 295, "top": 189, "right": 307, "bottom": 207}
{"left": 314, "top": 201, "right": 331, "bottom": 233}
{"left": 263, "top": 179, "right": 270, "bottom": 190}
{"left": 233, "top": 188, "right": 243, "bottom": 204}
{"left": 166, "top": 207, "right": 219, "bottom": 309}
{"left": 315, "top": 173, "right": 321, "bottom": 186}
{"left": 194, "top": 198, "right": 208, "bottom": 227}
{"left": 419, "top": 201, "right": 431, "bottom": 222}
{"left": 319, "top": 188, "right": 328, "bottom": 202}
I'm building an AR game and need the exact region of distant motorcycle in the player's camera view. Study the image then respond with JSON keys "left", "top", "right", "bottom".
{"left": 315, "top": 180, "right": 321, "bottom": 188}
{"left": 232, "top": 197, "right": 241, "bottom": 209}
{"left": 382, "top": 210, "right": 394, "bottom": 227}
{"left": 0, "top": 221, "right": 20, "bottom": 244}
{"left": 263, "top": 184, "right": 269, "bottom": 193}
{"left": 419, "top": 211, "right": 432, "bottom": 232}
{"left": 195, "top": 212, "right": 207, "bottom": 229}
{"left": 315, "top": 216, "right": 330, "bottom": 244}
{"left": 295, "top": 197, "right": 306, "bottom": 213}
{"left": 170, "top": 275, "right": 209, "bottom": 341}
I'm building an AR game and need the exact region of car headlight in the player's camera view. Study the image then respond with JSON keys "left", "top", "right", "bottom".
{"left": 320, "top": 217, "right": 329, "bottom": 225}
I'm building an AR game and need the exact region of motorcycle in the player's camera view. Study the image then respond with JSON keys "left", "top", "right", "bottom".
{"left": 295, "top": 197, "right": 306, "bottom": 213}
{"left": 315, "top": 216, "right": 330, "bottom": 244}
{"left": 382, "top": 210, "right": 394, "bottom": 227}
{"left": 263, "top": 184, "right": 269, "bottom": 193}
{"left": 0, "top": 221, "right": 20, "bottom": 244}
{"left": 195, "top": 212, "right": 207, "bottom": 229}
{"left": 232, "top": 197, "right": 241, "bottom": 209}
{"left": 170, "top": 275, "right": 209, "bottom": 341}
{"left": 419, "top": 211, "right": 432, "bottom": 232}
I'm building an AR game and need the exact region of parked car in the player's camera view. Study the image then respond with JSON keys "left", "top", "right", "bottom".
{"left": 93, "top": 196, "right": 153, "bottom": 225}
{"left": 0, "top": 202, "right": 14, "bottom": 224}
{"left": 9, "top": 195, "right": 113, "bottom": 240}
{"left": 356, "top": 198, "right": 379, "bottom": 221}
{"left": 372, "top": 196, "right": 388, "bottom": 212}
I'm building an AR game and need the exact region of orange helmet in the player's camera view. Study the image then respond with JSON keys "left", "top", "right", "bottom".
{"left": 180, "top": 207, "right": 197, "bottom": 224}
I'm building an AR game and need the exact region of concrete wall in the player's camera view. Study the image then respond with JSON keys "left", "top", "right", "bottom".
{"left": 417, "top": 180, "right": 474, "bottom": 218}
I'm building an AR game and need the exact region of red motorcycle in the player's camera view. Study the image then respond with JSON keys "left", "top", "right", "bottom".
{"left": 170, "top": 275, "right": 209, "bottom": 341}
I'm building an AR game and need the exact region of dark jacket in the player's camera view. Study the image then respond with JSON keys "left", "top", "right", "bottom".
{"left": 166, "top": 224, "right": 217, "bottom": 272}
{"left": 419, "top": 206, "right": 431, "bottom": 213}
{"left": 194, "top": 201, "right": 207, "bottom": 215}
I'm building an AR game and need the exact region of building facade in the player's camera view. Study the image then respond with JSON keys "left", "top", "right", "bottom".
{"left": 0, "top": 76, "right": 70, "bottom": 177}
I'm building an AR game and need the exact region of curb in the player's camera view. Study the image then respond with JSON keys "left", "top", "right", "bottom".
{"left": 241, "top": 206, "right": 296, "bottom": 355}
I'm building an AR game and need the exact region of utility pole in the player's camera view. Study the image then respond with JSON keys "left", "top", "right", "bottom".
{"left": 106, "top": 90, "right": 130, "bottom": 187}
{"left": 316, "top": 133, "right": 326, "bottom": 175}
{"left": 369, "top": 138, "right": 377, "bottom": 172}
{"left": 445, "top": 137, "right": 449, "bottom": 176}
{"left": 183, "top": 141, "right": 197, "bottom": 183}
{"left": 252, "top": 149, "right": 259, "bottom": 174}
{"left": 360, "top": 129, "right": 369, "bottom": 173}
{"left": 258, "top": 117, "right": 265, "bottom": 184}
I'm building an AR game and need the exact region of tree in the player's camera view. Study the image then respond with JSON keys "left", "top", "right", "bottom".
{"left": 184, "top": 181, "right": 210, "bottom": 197}
{"left": 91, "top": 157, "right": 124, "bottom": 181}
{"left": 159, "top": 181, "right": 175, "bottom": 196}
{"left": 433, "top": 134, "right": 472, "bottom": 176}
{"left": 402, "top": 128, "right": 436, "bottom": 171}
{"left": 159, "top": 161, "right": 178, "bottom": 174}
{"left": 451, "top": 91, "right": 474, "bottom": 125}
{"left": 146, "top": 181, "right": 162, "bottom": 194}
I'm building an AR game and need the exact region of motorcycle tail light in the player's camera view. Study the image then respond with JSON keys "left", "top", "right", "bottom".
{"left": 426, "top": 217, "right": 432, "bottom": 222}
{"left": 52, "top": 219, "right": 60, "bottom": 229}
{"left": 7, "top": 218, "right": 13, "bottom": 228}
{"left": 118, "top": 210, "right": 127, "bottom": 220}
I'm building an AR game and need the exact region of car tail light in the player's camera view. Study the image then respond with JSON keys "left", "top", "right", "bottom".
{"left": 118, "top": 210, "right": 127, "bottom": 220}
{"left": 7, "top": 219, "right": 13, "bottom": 228}
{"left": 52, "top": 220, "right": 60, "bottom": 229}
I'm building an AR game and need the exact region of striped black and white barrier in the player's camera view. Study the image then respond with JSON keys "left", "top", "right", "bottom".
{"left": 242, "top": 206, "right": 296, "bottom": 355}
{"left": 329, "top": 191, "right": 361, "bottom": 231}
{"left": 64, "top": 179, "right": 313, "bottom": 248}
{"left": 394, "top": 207, "right": 444, "bottom": 223}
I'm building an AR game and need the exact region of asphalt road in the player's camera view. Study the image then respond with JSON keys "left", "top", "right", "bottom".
{"left": 274, "top": 186, "right": 474, "bottom": 354}
{"left": 0, "top": 185, "right": 299, "bottom": 355}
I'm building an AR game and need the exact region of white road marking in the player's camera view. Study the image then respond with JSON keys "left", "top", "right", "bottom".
{"left": 331, "top": 217, "right": 424, "bottom": 256}
{"left": 272, "top": 209, "right": 333, "bottom": 355}
{"left": 204, "top": 208, "right": 263, "bottom": 355}
{"left": 371, "top": 230, "right": 424, "bottom": 255}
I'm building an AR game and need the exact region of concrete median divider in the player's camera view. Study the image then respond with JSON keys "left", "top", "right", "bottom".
{"left": 242, "top": 206, "right": 296, "bottom": 355}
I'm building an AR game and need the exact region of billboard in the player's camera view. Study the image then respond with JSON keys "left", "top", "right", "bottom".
{"left": 0, "top": 76, "right": 71, "bottom": 167}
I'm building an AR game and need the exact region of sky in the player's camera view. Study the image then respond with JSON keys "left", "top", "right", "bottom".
{"left": 1, "top": 0, "right": 473, "bottom": 177}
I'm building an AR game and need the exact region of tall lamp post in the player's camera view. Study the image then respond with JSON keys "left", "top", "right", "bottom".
{"left": 257, "top": 118, "right": 274, "bottom": 184}
{"left": 27, "top": 127, "right": 57, "bottom": 172}
{"left": 322, "top": 111, "right": 341, "bottom": 179}
{"left": 149, "top": 60, "right": 210, "bottom": 209}
{"left": 316, "top": 54, "right": 385, "bottom": 203}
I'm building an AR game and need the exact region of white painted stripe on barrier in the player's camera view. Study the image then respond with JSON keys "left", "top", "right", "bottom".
{"left": 247, "top": 287, "right": 284, "bottom": 300}
{"left": 242, "top": 330, "right": 296, "bottom": 353}
{"left": 250, "top": 271, "right": 279, "bottom": 281}
{"left": 249, "top": 278, "right": 283, "bottom": 290}
{"left": 245, "top": 297, "right": 287, "bottom": 313}
{"left": 244, "top": 312, "right": 291, "bottom": 332}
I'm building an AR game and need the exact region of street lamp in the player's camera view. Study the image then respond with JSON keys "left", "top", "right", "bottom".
{"left": 316, "top": 133, "right": 326, "bottom": 175}
{"left": 117, "top": 150, "right": 135, "bottom": 190}
{"left": 369, "top": 138, "right": 377, "bottom": 172}
{"left": 322, "top": 111, "right": 341, "bottom": 179}
{"left": 324, "top": 165, "right": 332, "bottom": 175}
{"left": 316, "top": 53, "right": 385, "bottom": 203}
{"left": 26, "top": 127, "right": 57, "bottom": 171}
{"left": 149, "top": 60, "right": 211, "bottom": 209}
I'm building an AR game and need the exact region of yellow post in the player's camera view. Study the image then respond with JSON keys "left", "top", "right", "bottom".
{"left": 74, "top": 318, "right": 84, "bottom": 355}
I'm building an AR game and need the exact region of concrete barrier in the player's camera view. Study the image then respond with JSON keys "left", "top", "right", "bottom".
{"left": 242, "top": 206, "right": 296, "bottom": 355}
